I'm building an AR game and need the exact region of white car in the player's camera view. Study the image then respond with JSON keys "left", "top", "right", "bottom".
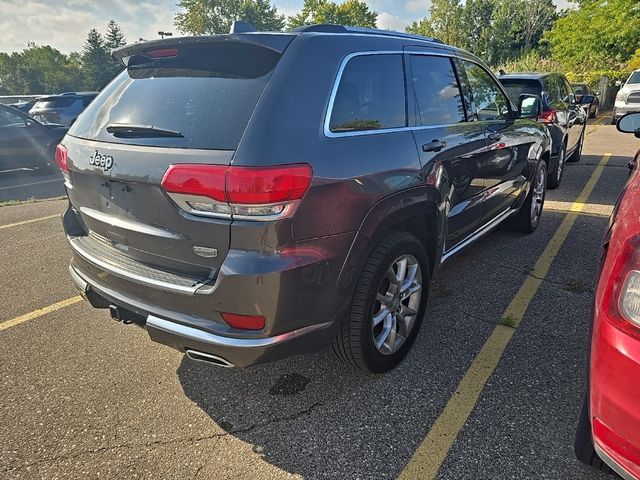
{"left": 613, "top": 70, "right": 640, "bottom": 124}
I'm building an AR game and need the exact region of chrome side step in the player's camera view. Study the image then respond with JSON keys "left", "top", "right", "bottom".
{"left": 442, "top": 208, "right": 515, "bottom": 263}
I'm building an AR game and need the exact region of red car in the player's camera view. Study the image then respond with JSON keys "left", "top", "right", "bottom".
{"left": 575, "top": 112, "right": 640, "bottom": 479}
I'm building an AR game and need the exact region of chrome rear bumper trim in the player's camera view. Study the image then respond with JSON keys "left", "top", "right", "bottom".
{"left": 146, "top": 315, "right": 332, "bottom": 349}
{"left": 69, "top": 234, "right": 213, "bottom": 295}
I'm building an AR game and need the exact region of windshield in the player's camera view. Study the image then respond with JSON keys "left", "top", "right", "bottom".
{"left": 628, "top": 71, "right": 640, "bottom": 84}
{"left": 68, "top": 42, "right": 282, "bottom": 150}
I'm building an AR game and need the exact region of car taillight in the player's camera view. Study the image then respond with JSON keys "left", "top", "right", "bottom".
{"left": 602, "top": 235, "right": 640, "bottom": 338}
{"left": 538, "top": 109, "right": 556, "bottom": 124}
{"left": 55, "top": 144, "right": 68, "bottom": 172}
{"left": 161, "top": 163, "right": 313, "bottom": 220}
{"left": 55, "top": 144, "right": 72, "bottom": 188}
{"left": 221, "top": 313, "right": 265, "bottom": 330}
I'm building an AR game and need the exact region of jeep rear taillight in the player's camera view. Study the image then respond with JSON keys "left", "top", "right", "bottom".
{"left": 161, "top": 164, "right": 313, "bottom": 220}
{"left": 55, "top": 144, "right": 72, "bottom": 188}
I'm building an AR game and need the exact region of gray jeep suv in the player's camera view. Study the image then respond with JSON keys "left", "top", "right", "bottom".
{"left": 58, "top": 24, "right": 551, "bottom": 373}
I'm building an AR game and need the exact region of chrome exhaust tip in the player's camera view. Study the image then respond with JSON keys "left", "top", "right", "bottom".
{"left": 185, "top": 349, "right": 235, "bottom": 368}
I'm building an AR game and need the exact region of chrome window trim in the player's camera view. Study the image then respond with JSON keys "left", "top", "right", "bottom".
{"left": 323, "top": 50, "right": 460, "bottom": 138}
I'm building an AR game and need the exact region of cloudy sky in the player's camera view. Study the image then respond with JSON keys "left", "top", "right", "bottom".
{"left": 1, "top": 0, "right": 574, "bottom": 54}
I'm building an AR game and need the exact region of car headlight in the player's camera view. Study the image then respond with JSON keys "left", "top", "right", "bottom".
{"left": 616, "top": 91, "right": 627, "bottom": 102}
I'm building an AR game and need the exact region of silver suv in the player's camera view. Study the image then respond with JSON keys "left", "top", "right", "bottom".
{"left": 29, "top": 92, "right": 98, "bottom": 126}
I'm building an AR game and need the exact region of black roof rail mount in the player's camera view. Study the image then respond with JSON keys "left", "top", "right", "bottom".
{"left": 292, "top": 24, "right": 442, "bottom": 44}
{"left": 230, "top": 21, "right": 257, "bottom": 34}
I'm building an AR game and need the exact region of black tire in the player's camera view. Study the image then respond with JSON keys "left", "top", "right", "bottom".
{"left": 333, "top": 231, "right": 429, "bottom": 373}
{"left": 589, "top": 105, "right": 598, "bottom": 119}
{"left": 509, "top": 160, "right": 546, "bottom": 233}
{"left": 574, "top": 394, "right": 615, "bottom": 475}
{"left": 567, "top": 129, "right": 585, "bottom": 163}
{"left": 611, "top": 110, "right": 618, "bottom": 125}
{"left": 548, "top": 143, "right": 565, "bottom": 189}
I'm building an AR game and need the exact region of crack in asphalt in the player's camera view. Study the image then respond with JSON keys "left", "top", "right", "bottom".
{"left": 0, "top": 402, "right": 324, "bottom": 473}
{"left": 475, "top": 259, "right": 587, "bottom": 293}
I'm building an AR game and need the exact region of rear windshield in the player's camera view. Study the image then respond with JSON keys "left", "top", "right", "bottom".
{"left": 34, "top": 97, "right": 77, "bottom": 109}
{"left": 69, "top": 42, "right": 281, "bottom": 150}
{"left": 499, "top": 79, "right": 542, "bottom": 103}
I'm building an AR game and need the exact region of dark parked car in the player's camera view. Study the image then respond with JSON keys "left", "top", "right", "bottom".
{"left": 500, "top": 72, "right": 590, "bottom": 189}
{"left": 0, "top": 104, "right": 67, "bottom": 171}
{"left": 58, "top": 24, "right": 551, "bottom": 373}
{"left": 29, "top": 92, "right": 98, "bottom": 126}
{"left": 572, "top": 83, "right": 600, "bottom": 118}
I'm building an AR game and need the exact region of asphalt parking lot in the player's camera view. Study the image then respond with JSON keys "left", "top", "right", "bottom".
{"left": 0, "top": 118, "right": 635, "bottom": 479}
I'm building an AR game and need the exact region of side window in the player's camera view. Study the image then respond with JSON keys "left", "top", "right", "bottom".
{"left": 0, "top": 108, "right": 26, "bottom": 127}
{"left": 561, "top": 78, "right": 574, "bottom": 102}
{"left": 409, "top": 55, "right": 465, "bottom": 126}
{"left": 545, "top": 76, "right": 560, "bottom": 102}
{"left": 329, "top": 54, "right": 406, "bottom": 133}
{"left": 462, "top": 61, "right": 510, "bottom": 121}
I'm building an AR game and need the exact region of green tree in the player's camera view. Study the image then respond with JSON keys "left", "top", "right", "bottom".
{"left": 0, "top": 44, "right": 83, "bottom": 94}
{"left": 104, "top": 20, "right": 126, "bottom": 80}
{"left": 175, "top": 0, "right": 285, "bottom": 35}
{"left": 81, "top": 28, "right": 112, "bottom": 90}
{"left": 406, "top": 0, "right": 463, "bottom": 46}
{"left": 288, "top": 0, "right": 377, "bottom": 28}
{"left": 545, "top": 0, "right": 640, "bottom": 71}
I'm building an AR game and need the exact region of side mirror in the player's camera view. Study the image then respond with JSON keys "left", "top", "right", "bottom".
{"left": 580, "top": 95, "right": 595, "bottom": 105}
{"left": 617, "top": 112, "right": 640, "bottom": 139}
{"left": 517, "top": 94, "right": 540, "bottom": 118}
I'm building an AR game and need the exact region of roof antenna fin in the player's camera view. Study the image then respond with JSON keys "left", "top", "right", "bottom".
{"left": 230, "top": 21, "right": 257, "bottom": 34}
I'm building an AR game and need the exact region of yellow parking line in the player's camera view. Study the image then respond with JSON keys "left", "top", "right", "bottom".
{"left": 398, "top": 153, "right": 612, "bottom": 480}
{"left": 0, "top": 214, "right": 59, "bottom": 230}
{"left": 0, "top": 296, "right": 82, "bottom": 332}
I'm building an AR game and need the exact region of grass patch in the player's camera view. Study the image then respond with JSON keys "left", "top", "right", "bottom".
{"left": 499, "top": 314, "right": 519, "bottom": 328}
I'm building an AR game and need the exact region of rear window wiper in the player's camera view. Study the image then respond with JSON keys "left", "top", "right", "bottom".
{"left": 106, "top": 124, "right": 184, "bottom": 138}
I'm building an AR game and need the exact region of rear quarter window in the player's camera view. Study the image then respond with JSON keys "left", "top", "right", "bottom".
{"left": 328, "top": 54, "right": 406, "bottom": 133}
{"left": 68, "top": 42, "right": 282, "bottom": 150}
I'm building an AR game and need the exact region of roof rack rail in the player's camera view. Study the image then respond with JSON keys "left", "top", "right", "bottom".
{"left": 292, "top": 24, "right": 443, "bottom": 44}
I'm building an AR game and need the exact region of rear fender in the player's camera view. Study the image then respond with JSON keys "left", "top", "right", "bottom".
{"left": 336, "top": 186, "right": 444, "bottom": 311}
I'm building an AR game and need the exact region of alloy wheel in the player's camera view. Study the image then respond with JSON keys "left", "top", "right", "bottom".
{"left": 372, "top": 254, "right": 422, "bottom": 355}
{"left": 531, "top": 166, "right": 546, "bottom": 224}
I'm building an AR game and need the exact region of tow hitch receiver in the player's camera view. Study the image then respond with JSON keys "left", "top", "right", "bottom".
{"left": 109, "top": 305, "right": 146, "bottom": 326}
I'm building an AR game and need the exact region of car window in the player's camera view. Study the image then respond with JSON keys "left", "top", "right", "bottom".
{"left": 627, "top": 71, "right": 640, "bottom": 84}
{"left": 500, "top": 80, "right": 542, "bottom": 104}
{"left": 0, "top": 107, "right": 27, "bottom": 127}
{"left": 409, "top": 55, "right": 465, "bottom": 126}
{"left": 329, "top": 54, "right": 405, "bottom": 133}
{"left": 82, "top": 96, "right": 96, "bottom": 107}
{"left": 69, "top": 42, "right": 282, "bottom": 150}
{"left": 34, "top": 97, "right": 77, "bottom": 109}
{"left": 544, "top": 76, "right": 560, "bottom": 102}
{"left": 462, "top": 61, "right": 510, "bottom": 121}
{"left": 573, "top": 85, "right": 585, "bottom": 95}
{"left": 560, "top": 77, "right": 574, "bottom": 102}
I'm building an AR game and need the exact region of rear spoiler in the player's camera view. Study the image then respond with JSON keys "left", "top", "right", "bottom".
{"left": 112, "top": 34, "right": 295, "bottom": 66}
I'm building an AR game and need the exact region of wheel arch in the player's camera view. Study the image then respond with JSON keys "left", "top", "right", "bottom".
{"left": 336, "top": 186, "right": 444, "bottom": 302}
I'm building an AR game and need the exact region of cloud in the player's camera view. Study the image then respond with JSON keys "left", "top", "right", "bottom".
{"left": 405, "top": 0, "right": 430, "bottom": 14}
{"left": 377, "top": 11, "right": 412, "bottom": 32}
{"left": 0, "top": 0, "right": 176, "bottom": 53}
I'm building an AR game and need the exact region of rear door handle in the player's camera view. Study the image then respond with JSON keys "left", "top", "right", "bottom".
{"left": 422, "top": 140, "right": 446, "bottom": 152}
{"left": 487, "top": 132, "right": 503, "bottom": 142}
